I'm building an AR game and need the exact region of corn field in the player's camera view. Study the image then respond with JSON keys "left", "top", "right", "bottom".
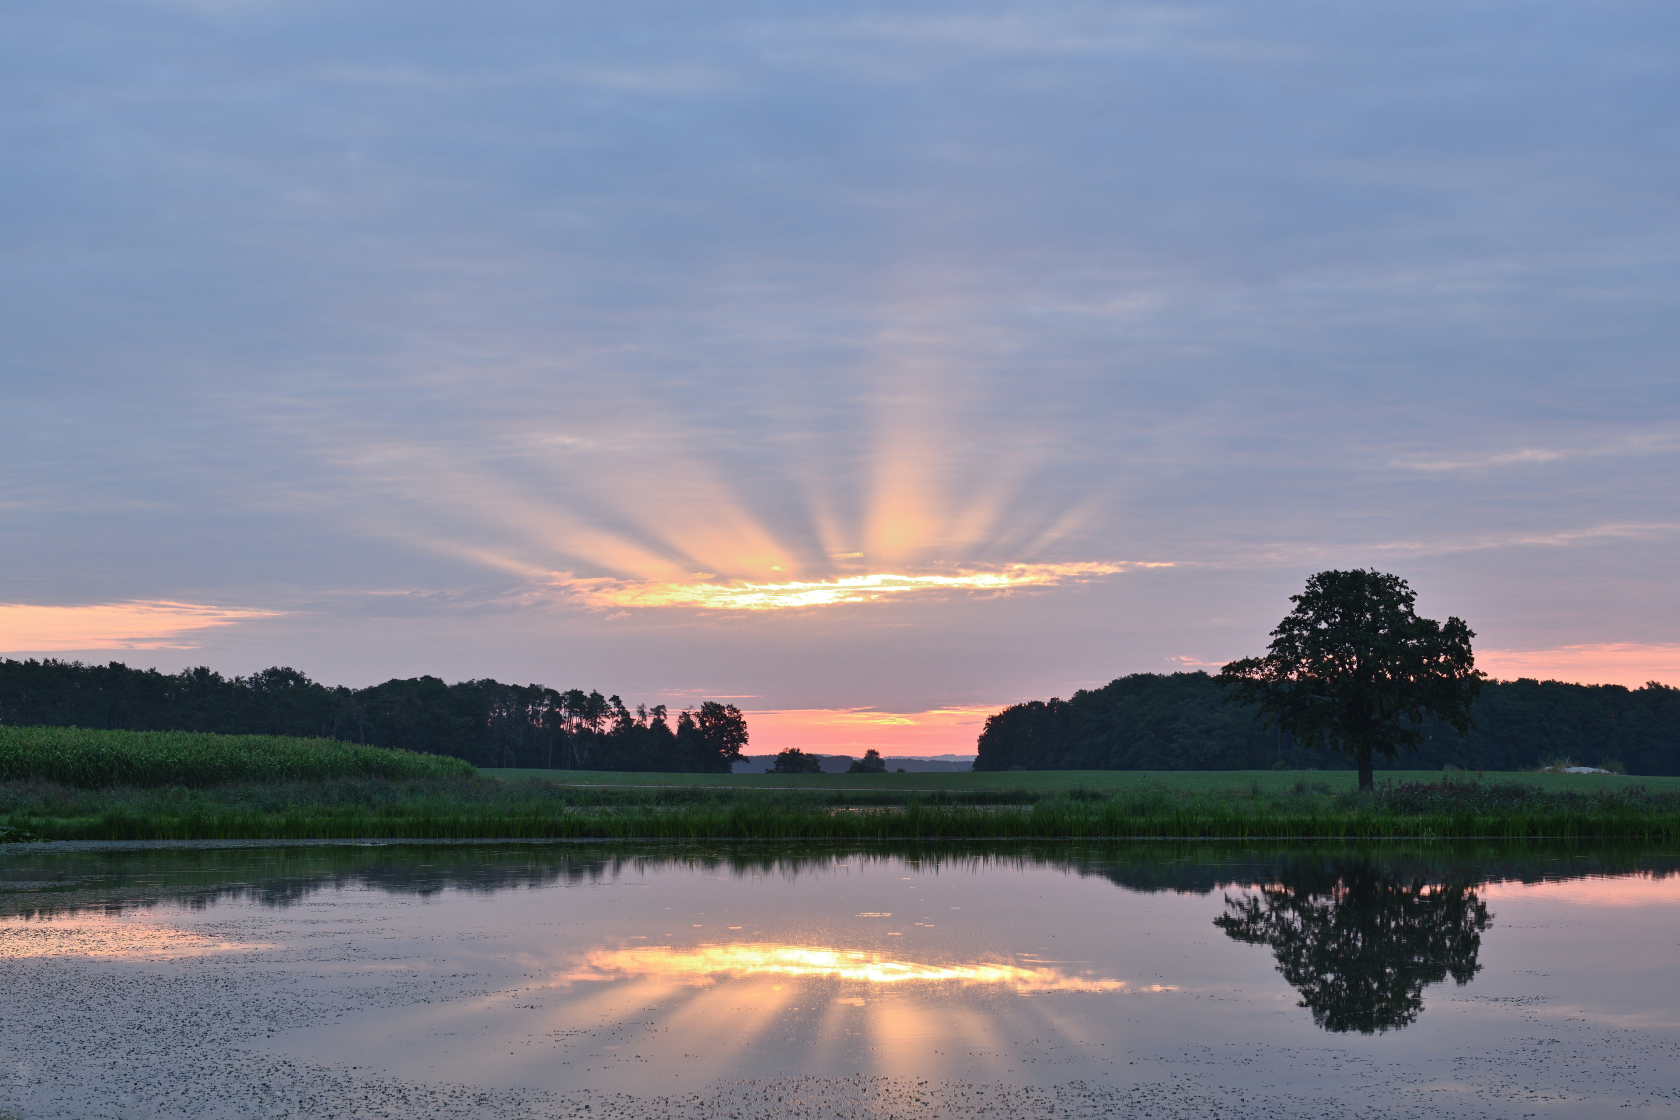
{"left": 0, "top": 725, "right": 474, "bottom": 787}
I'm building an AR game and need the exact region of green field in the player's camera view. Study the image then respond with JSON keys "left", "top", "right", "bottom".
{"left": 2, "top": 727, "right": 1678, "bottom": 843}
{"left": 479, "top": 767, "right": 1680, "bottom": 795}
{"left": 5, "top": 772, "right": 1678, "bottom": 841}
{"left": 0, "top": 725, "right": 475, "bottom": 787}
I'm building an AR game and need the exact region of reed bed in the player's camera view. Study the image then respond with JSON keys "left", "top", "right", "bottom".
{"left": 3, "top": 746, "right": 1679, "bottom": 841}
{"left": 0, "top": 726, "right": 475, "bottom": 787}
{"left": 4, "top": 781, "right": 1679, "bottom": 841}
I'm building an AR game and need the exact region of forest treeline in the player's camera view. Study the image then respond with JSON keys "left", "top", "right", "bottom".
{"left": 974, "top": 672, "right": 1680, "bottom": 776}
{"left": 0, "top": 659, "right": 747, "bottom": 772}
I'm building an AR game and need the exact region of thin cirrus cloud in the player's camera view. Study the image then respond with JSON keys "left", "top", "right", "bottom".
{"left": 1389, "top": 430, "right": 1680, "bottom": 473}
{"left": 0, "top": 602, "right": 282, "bottom": 653}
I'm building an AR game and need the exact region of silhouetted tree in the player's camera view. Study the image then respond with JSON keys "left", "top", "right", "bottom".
{"left": 1218, "top": 570, "right": 1483, "bottom": 790}
{"left": 970, "top": 671, "right": 1680, "bottom": 774}
{"left": 0, "top": 659, "right": 747, "bottom": 773}
{"left": 772, "top": 748, "right": 823, "bottom": 774}
{"left": 1214, "top": 860, "right": 1492, "bottom": 1033}
{"left": 671, "top": 701, "right": 749, "bottom": 773}
{"left": 848, "top": 748, "right": 886, "bottom": 773}
{"left": 696, "top": 701, "right": 749, "bottom": 764}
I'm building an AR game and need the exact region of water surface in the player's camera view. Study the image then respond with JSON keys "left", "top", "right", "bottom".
{"left": 2, "top": 842, "right": 1678, "bottom": 1119}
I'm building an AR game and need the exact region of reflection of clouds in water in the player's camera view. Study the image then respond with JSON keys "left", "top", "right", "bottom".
{"left": 558, "top": 942, "right": 1141, "bottom": 993}
{"left": 0, "top": 914, "right": 270, "bottom": 960}
{"left": 1479, "top": 873, "right": 1680, "bottom": 907}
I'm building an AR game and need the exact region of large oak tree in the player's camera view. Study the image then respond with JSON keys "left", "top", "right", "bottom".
{"left": 1218, "top": 570, "right": 1482, "bottom": 790}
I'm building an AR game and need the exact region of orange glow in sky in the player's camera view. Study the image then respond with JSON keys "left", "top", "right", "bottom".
{"left": 741, "top": 706, "right": 993, "bottom": 757}
{"left": 0, "top": 600, "right": 282, "bottom": 653}
{"left": 559, "top": 942, "right": 1136, "bottom": 993}
{"left": 1477, "top": 643, "right": 1680, "bottom": 689}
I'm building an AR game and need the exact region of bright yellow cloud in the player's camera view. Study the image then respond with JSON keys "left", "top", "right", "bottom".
{"left": 550, "top": 561, "right": 1166, "bottom": 612}
{"left": 0, "top": 601, "right": 281, "bottom": 652}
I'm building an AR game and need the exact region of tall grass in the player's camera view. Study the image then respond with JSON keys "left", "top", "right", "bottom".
{"left": 6, "top": 789, "right": 1679, "bottom": 842}
{"left": 3, "top": 761, "right": 1678, "bottom": 841}
{"left": 0, "top": 725, "right": 474, "bottom": 787}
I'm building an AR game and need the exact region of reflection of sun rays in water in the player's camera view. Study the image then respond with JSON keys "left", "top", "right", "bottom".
{"left": 558, "top": 943, "right": 1138, "bottom": 990}
{"left": 535, "top": 941, "right": 1159, "bottom": 1077}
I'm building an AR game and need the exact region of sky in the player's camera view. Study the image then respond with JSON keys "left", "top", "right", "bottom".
{"left": 2, "top": 0, "right": 1677, "bottom": 754}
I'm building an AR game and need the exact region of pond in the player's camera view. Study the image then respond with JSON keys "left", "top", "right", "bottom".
{"left": 2, "top": 841, "right": 1678, "bottom": 1119}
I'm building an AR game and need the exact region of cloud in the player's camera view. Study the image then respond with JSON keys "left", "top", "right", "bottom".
{"left": 1390, "top": 429, "right": 1680, "bottom": 473}
{"left": 0, "top": 602, "right": 281, "bottom": 653}
{"left": 1163, "top": 655, "right": 1226, "bottom": 669}
{"left": 544, "top": 561, "right": 1166, "bottom": 612}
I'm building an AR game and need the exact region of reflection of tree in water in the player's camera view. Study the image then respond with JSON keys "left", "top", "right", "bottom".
{"left": 1214, "top": 863, "right": 1492, "bottom": 1034}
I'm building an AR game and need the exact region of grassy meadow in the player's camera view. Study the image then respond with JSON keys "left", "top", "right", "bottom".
{"left": 2, "top": 726, "right": 1679, "bottom": 842}
{"left": 479, "top": 766, "right": 1680, "bottom": 795}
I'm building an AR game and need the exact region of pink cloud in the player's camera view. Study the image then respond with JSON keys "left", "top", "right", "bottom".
{"left": 0, "top": 601, "right": 281, "bottom": 653}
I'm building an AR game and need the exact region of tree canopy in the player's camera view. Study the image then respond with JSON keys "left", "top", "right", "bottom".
{"left": 847, "top": 748, "right": 887, "bottom": 774}
{"left": 971, "top": 671, "right": 1678, "bottom": 774}
{"left": 0, "top": 658, "right": 747, "bottom": 773}
{"left": 771, "top": 747, "right": 824, "bottom": 774}
{"left": 1217, "top": 570, "right": 1483, "bottom": 790}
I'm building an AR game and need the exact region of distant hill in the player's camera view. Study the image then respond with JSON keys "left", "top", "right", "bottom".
{"left": 972, "top": 672, "right": 1680, "bottom": 776}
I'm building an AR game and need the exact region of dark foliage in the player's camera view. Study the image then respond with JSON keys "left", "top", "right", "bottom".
{"left": 974, "top": 671, "right": 1680, "bottom": 775}
{"left": 1218, "top": 569, "right": 1483, "bottom": 790}
{"left": 0, "top": 658, "right": 747, "bottom": 772}
{"left": 771, "top": 748, "right": 824, "bottom": 774}
{"left": 848, "top": 749, "right": 887, "bottom": 774}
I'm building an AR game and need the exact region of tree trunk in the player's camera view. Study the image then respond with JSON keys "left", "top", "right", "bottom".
{"left": 1357, "top": 744, "right": 1374, "bottom": 792}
